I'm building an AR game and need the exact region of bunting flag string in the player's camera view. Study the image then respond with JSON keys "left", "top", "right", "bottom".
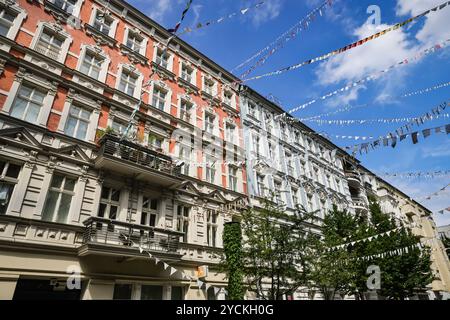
{"left": 178, "top": 2, "right": 265, "bottom": 35}
{"left": 327, "top": 226, "right": 405, "bottom": 252}
{"left": 300, "top": 80, "right": 450, "bottom": 121}
{"left": 286, "top": 40, "right": 450, "bottom": 114}
{"left": 342, "top": 122, "right": 450, "bottom": 156}
{"left": 238, "top": 0, "right": 334, "bottom": 79}
{"left": 310, "top": 113, "right": 450, "bottom": 127}
{"left": 168, "top": 0, "right": 194, "bottom": 34}
{"left": 122, "top": 235, "right": 227, "bottom": 297}
{"left": 378, "top": 170, "right": 450, "bottom": 179}
{"left": 417, "top": 183, "right": 450, "bottom": 201}
{"left": 435, "top": 207, "right": 450, "bottom": 214}
{"left": 242, "top": 1, "right": 450, "bottom": 82}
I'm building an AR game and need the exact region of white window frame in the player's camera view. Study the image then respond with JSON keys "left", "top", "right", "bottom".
{"left": 58, "top": 95, "right": 101, "bottom": 143}
{"left": 178, "top": 98, "right": 194, "bottom": 124}
{"left": 29, "top": 22, "right": 72, "bottom": 64}
{"left": 206, "top": 209, "right": 219, "bottom": 247}
{"left": 2, "top": 75, "right": 57, "bottom": 127}
{"left": 123, "top": 26, "right": 148, "bottom": 56}
{"left": 0, "top": 159, "right": 21, "bottom": 215}
{"left": 49, "top": 0, "right": 84, "bottom": 17}
{"left": 177, "top": 144, "right": 191, "bottom": 176}
{"left": 152, "top": 85, "right": 168, "bottom": 111}
{"left": 98, "top": 186, "right": 121, "bottom": 220}
{"left": 222, "top": 89, "right": 235, "bottom": 108}
{"left": 205, "top": 155, "right": 216, "bottom": 184}
{"left": 0, "top": 1, "right": 27, "bottom": 48}
{"left": 204, "top": 112, "right": 215, "bottom": 135}
{"left": 76, "top": 44, "right": 110, "bottom": 82}
{"left": 178, "top": 60, "right": 197, "bottom": 86}
{"left": 225, "top": 123, "right": 236, "bottom": 144}
{"left": 42, "top": 173, "right": 76, "bottom": 224}
{"left": 89, "top": 6, "right": 118, "bottom": 38}
{"left": 176, "top": 204, "right": 190, "bottom": 243}
{"left": 116, "top": 64, "right": 143, "bottom": 99}
{"left": 141, "top": 196, "right": 159, "bottom": 227}
{"left": 228, "top": 166, "right": 238, "bottom": 192}
{"left": 152, "top": 44, "right": 174, "bottom": 71}
{"left": 202, "top": 75, "right": 217, "bottom": 96}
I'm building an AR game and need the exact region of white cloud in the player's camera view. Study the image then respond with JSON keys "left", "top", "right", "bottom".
{"left": 396, "top": 0, "right": 450, "bottom": 45}
{"left": 315, "top": 22, "right": 415, "bottom": 104}
{"left": 146, "top": 0, "right": 171, "bottom": 22}
{"left": 251, "top": 0, "right": 283, "bottom": 27}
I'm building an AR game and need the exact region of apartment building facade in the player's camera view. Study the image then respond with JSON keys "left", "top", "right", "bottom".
{"left": 0, "top": 0, "right": 248, "bottom": 300}
{"left": 240, "top": 86, "right": 450, "bottom": 300}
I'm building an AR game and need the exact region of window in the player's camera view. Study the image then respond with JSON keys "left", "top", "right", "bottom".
{"left": 223, "top": 91, "right": 233, "bottom": 106}
{"left": 206, "top": 210, "right": 218, "bottom": 247}
{"left": 179, "top": 100, "right": 192, "bottom": 122}
{"left": 42, "top": 174, "right": 76, "bottom": 223}
{"left": 65, "top": 105, "right": 91, "bottom": 140}
{"left": 0, "top": 160, "right": 21, "bottom": 215}
{"left": 203, "top": 78, "right": 215, "bottom": 96}
{"left": 93, "top": 10, "right": 113, "bottom": 35}
{"left": 204, "top": 113, "right": 214, "bottom": 134}
{"left": 98, "top": 187, "right": 120, "bottom": 220}
{"left": 248, "top": 101, "right": 257, "bottom": 118}
{"left": 225, "top": 124, "right": 235, "bottom": 143}
{"left": 335, "top": 179, "right": 341, "bottom": 193}
{"left": 228, "top": 166, "right": 238, "bottom": 192}
{"left": 141, "top": 197, "right": 158, "bottom": 227}
{"left": 148, "top": 134, "right": 163, "bottom": 151}
{"left": 126, "top": 31, "right": 143, "bottom": 52}
{"left": 253, "top": 135, "right": 260, "bottom": 155}
{"left": 307, "top": 194, "right": 314, "bottom": 211}
{"left": 141, "top": 285, "right": 163, "bottom": 300}
{"left": 292, "top": 188, "right": 299, "bottom": 206}
{"left": 274, "top": 181, "right": 282, "bottom": 204}
{"left": 10, "top": 84, "right": 46, "bottom": 123}
{"left": 171, "top": 287, "right": 184, "bottom": 300}
{"left": 155, "top": 48, "right": 169, "bottom": 69}
{"left": 176, "top": 205, "right": 190, "bottom": 242}
{"left": 80, "top": 51, "right": 103, "bottom": 80}
{"left": 118, "top": 69, "right": 138, "bottom": 96}
{"left": 286, "top": 154, "right": 294, "bottom": 176}
{"left": 113, "top": 284, "right": 132, "bottom": 300}
{"left": 181, "top": 63, "right": 193, "bottom": 83}
{"left": 256, "top": 174, "right": 265, "bottom": 197}
{"left": 205, "top": 157, "right": 216, "bottom": 184}
{"left": 0, "top": 7, "right": 17, "bottom": 37}
{"left": 111, "top": 120, "right": 127, "bottom": 135}
{"left": 178, "top": 146, "right": 191, "bottom": 175}
{"left": 52, "top": 0, "right": 77, "bottom": 14}
{"left": 152, "top": 87, "right": 166, "bottom": 110}
{"left": 35, "top": 28, "right": 63, "bottom": 60}
{"left": 268, "top": 142, "right": 273, "bottom": 159}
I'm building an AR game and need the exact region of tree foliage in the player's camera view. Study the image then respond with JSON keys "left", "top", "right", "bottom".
{"left": 222, "top": 222, "right": 244, "bottom": 300}
{"left": 239, "top": 197, "right": 320, "bottom": 300}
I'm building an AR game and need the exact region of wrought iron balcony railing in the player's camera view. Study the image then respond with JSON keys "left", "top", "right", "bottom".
{"left": 96, "top": 134, "right": 181, "bottom": 177}
{"left": 82, "top": 217, "right": 183, "bottom": 254}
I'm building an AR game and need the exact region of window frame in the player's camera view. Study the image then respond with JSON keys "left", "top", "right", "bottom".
{"left": 0, "top": 2, "right": 27, "bottom": 48}
{"left": 0, "top": 159, "right": 21, "bottom": 215}
{"left": 42, "top": 173, "right": 77, "bottom": 224}
{"left": 30, "top": 22, "right": 72, "bottom": 64}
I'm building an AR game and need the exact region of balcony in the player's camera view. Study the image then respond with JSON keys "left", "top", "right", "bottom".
{"left": 345, "top": 170, "right": 362, "bottom": 188}
{"left": 95, "top": 134, "right": 182, "bottom": 187}
{"left": 351, "top": 196, "right": 369, "bottom": 214}
{"left": 79, "top": 217, "right": 183, "bottom": 258}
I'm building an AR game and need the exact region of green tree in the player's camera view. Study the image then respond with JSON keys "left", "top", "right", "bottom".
{"left": 310, "top": 205, "right": 359, "bottom": 300}
{"left": 239, "top": 196, "right": 319, "bottom": 300}
{"left": 222, "top": 221, "right": 244, "bottom": 300}
{"left": 364, "top": 201, "right": 433, "bottom": 300}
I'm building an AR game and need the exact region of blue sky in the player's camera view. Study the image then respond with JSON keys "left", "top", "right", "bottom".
{"left": 128, "top": 0, "right": 450, "bottom": 226}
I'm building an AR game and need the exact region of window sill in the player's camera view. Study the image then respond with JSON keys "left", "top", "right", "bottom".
{"left": 119, "top": 44, "right": 149, "bottom": 66}
{"left": 151, "top": 61, "right": 176, "bottom": 81}
{"left": 85, "top": 24, "right": 118, "bottom": 48}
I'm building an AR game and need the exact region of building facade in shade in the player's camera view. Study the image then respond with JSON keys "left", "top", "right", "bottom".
{"left": 240, "top": 86, "right": 450, "bottom": 300}
{"left": 0, "top": 0, "right": 248, "bottom": 300}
